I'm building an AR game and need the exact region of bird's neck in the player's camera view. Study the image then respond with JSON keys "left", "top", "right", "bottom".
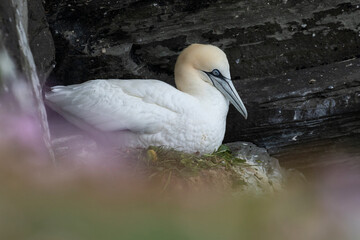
{"left": 176, "top": 72, "right": 229, "bottom": 118}
{"left": 194, "top": 81, "right": 228, "bottom": 106}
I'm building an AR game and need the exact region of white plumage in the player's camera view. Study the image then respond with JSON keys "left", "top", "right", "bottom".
{"left": 46, "top": 44, "right": 247, "bottom": 154}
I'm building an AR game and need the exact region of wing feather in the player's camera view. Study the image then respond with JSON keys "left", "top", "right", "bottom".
{"left": 45, "top": 79, "right": 196, "bottom": 134}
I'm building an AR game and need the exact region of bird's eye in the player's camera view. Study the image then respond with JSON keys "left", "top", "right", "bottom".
{"left": 212, "top": 69, "right": 221, "bottom": 76}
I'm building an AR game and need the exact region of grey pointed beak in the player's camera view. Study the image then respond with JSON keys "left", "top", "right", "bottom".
{"left": 208, "top": 74, "right": 248, "bottom": 119}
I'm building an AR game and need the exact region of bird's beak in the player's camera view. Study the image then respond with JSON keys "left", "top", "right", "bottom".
{"left": 208, "top": 74, "right": 248, "bottom": 119}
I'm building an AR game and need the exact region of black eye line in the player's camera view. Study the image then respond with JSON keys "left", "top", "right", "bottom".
{"left": 203, "top": 69, "right": 223, "bottom": 77}
{"left": 202, "top": 70, "right": 227, "bottom": 82}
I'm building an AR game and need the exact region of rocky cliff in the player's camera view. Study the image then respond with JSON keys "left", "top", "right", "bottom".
{"left": 43, "top": 0, "right": 360, "bottom": 154}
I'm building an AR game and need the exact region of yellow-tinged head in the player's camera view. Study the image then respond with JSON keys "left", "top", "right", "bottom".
{"left": 174, "top": 44, "right": 248, "bottom": 119}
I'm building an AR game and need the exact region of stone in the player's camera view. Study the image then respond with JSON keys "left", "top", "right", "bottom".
{"left": 0, "top": 0, "right": 55, "bottom": 162}
{"left": 226, "top": 58, "right": 360, "bottom": 153}
{"left": 28, "top": 0, "right": 56, "bottom": 83}
{"left": 0, "top": 0, "right": 55, "bottom": 86}
{"left": 44, "top": 0, "right": 360, "bottom": 84}
{"left": 227, "top": 141, "right": 284, "bottom": 192}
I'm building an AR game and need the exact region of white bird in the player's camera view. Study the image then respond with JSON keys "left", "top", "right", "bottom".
{"left": 45, "top": 44, "right": 247, "bottom": 154}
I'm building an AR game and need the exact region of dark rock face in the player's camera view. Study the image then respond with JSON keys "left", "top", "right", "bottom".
{"left": 228, "top": 58, "right": 360, "bottom": 151}
{"left": 43, "top": 0, "right": 360, "bottom": 154}
{"left": 28, "top": 0, "right": 56, "bottom": 83}
{"left": 272, "top": 135, "right": 360, "bottom": 175}
{"left": 44, "top": 0, "right": 360, "bottom": 84}
{"left": 0, "top": 0, "right": 55, "bottom": 85}
{"left": 0, "top": 0, "right": 55, "bottom": 161}
{"left": 0, "top": 0, "right": 22, "bottom": 72}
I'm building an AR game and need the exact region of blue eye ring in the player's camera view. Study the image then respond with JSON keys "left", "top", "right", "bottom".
{"left": 212, "top": 69, "right": 221, "bottom": 76}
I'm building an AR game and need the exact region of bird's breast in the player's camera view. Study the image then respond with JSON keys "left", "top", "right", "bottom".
{"left": 134, "top": 103, "right": 228, "bottom": 154}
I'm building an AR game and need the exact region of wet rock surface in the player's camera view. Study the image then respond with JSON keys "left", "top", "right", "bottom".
{"left": 43, "top": 0, "right": 360, "bottom": 154}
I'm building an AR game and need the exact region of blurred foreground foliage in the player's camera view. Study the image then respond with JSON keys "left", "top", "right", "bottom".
{"left": 0, "top": 158, "right": 346, "bottom": 240}
{"left": 0, "top": 141, "right": 350, "bottom": 240}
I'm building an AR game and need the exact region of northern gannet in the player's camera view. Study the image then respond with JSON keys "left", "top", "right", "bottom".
{"left": 45, "top": 44, "right": 247, "bottom": 154}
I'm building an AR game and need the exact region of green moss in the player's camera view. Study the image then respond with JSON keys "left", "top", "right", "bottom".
{"left": 137, "top": 145, "right": 246, "bottom": 178}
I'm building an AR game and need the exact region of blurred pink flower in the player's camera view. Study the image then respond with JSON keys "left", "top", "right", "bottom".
{"left": 0, "top": 109, "right": 48, "bottom": 162}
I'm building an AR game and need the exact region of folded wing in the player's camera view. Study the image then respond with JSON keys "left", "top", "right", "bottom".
{"left": 45, "top": 79, "right": 196, "bottom": 134}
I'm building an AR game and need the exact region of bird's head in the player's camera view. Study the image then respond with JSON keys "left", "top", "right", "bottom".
{"left": 174, "top": 44, "right": 248, "bottom": 119}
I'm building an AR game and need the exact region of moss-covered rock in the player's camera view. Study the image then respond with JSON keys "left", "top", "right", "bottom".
{"left": 121, "top": 142, "right": 285, "bottom": 194}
